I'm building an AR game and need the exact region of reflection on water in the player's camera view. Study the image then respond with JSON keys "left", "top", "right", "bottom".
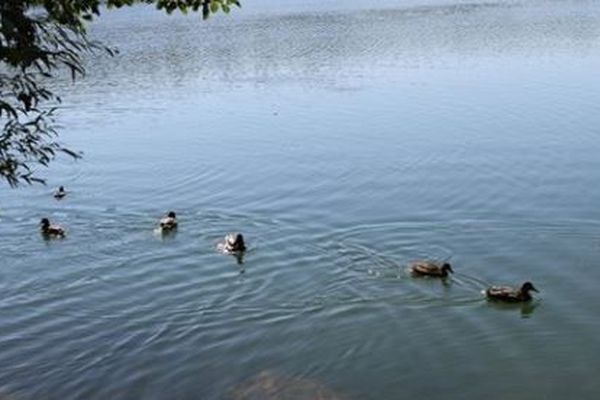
{"left": 1, "top": 0, "right": 600, "bottom": 399}
{"left": 485, "top": 299, "right": 540, "bottom": 318}
{"left": 231, "top": 371, "right": 348, "bottom": 400}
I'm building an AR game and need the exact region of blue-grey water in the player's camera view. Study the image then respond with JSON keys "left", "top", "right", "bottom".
{"left": 1, "top": 0, "right": 600, "bottom": 399}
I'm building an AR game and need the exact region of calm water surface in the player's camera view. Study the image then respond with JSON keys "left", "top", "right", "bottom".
{"left": 2, "top": 0, "right": 600, "bottom": 399}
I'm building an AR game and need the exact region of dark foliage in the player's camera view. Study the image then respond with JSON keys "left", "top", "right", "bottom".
{"left": 0, "top": 0, "right": 240, "bottom": 186}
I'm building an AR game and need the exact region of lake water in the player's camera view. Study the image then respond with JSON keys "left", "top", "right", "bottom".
{"left": 1, "top": 0, "right": 600, "bottom": 399}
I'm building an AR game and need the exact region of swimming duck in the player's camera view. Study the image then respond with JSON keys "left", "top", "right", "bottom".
{"left": 222, "top": 233, "right": 246, "bottom": 253}
{"left": 159, "top": 211, "right": 178, "bottom": 231}
{"left": 485, "top": 282, "right": 538, "bottom": 302}
{"left": 54, "top": 186, "right": 66, "bottom": 199}
{"left": 40, "top": 218, "right": 65, "bottom": 238}
{"left": 410, "top": 261, "right": 453, "bottom": 278}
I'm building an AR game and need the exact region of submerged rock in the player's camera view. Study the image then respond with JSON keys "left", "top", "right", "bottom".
{"left": 0, "top": 391, "right": 16, "bottom": 400}
{"left": 230, "top": 371, "right": 348, "bottom": 400}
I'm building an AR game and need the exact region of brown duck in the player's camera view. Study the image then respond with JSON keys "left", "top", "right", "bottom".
{"left": 40, "top": 218, "right": 65, "bottom": 238}
{"left": 159, "top": 211, "right": 178, "bottom": 231}
{"left": 485, "top": 282, "right": 538, "bottom": 302}
{"left": 410, "top": 261, "right": 453, "bottom": 278}
{"left": 54, "top": 186, "right": 66, "bottom": 199}
{"left": 224, "top": 233, "right": 246, "bottom": 252}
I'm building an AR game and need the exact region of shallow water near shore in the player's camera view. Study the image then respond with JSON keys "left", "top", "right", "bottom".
{"left": 2, "top": 0, "right": 600, "bottom": 399}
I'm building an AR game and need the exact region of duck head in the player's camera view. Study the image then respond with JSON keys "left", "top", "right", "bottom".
{"left": 167, "top": 211, "right": 176, "bottom": 219}
{"left": 234, "top": 234, "right": 245, "bottom": 248}
{"left": 521, "top": 281, "right": 538, "bottom": 293}
{"left": 40, "top": 218, "right": 50, "bottom": 231}
{"left": 442, "top": 262, "right": 453, "bottom": 274}
{"left": 58, "top": 186, "right": 64, "bottom": 192}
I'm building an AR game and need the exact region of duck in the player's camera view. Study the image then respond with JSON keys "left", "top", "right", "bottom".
{"left": 159, "top": 211, "right": 178, "bottom": 231}
{"left": 410, "top": 260, "right": 453, "bottom": 278}
{"left": 40, "top": 218, "right": 65, "bottom": 238}
{"left": 54, "top": 186, "right": 66, "bottom": 199}
{"left": 485, "top": 282, "right": 539, "bottom": 303}
{"left": 221, "top": 233, "right": 246, "bottom": 253}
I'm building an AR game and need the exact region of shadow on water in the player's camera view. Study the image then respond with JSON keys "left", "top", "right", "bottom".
{"left": 41, "top": 234, "right": 66, "bottom": 244}
{"left": 234, "top": 251, "right": 245, "bottom": 266}
{"left": 157, "top": 227, "right": 178, "bottom": 241}
{"left": 229, "top": 370, "right": 350, "bottom": 400}
{"left": 485, "top": 299, "right": 541, "bottom": 318}
{"left": 408, "top": 270, "right": 454, "bottom": 287}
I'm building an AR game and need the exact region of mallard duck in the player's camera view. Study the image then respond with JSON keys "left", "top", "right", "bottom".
{"left": 159, "top": 211, "right": 178, "bottom": 231}
{"left": 54, "top": 186, "right": 66, "bottom": 199}
{"left": 485, "top": 282, "right": 538, "bottom": 302}
{"left": 40, "top": 218, "right": 65, "bottom": 238}
{"left": 222, "top": 233, "right": 246, "bottom": 253}
{"left": 410, "top": 261, "right": 453, "bottom": 277}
